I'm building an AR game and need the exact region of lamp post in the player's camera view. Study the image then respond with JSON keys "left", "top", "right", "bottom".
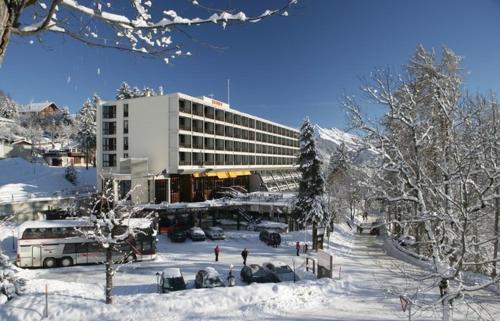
{"left": 156, "top": 272, "right": 161, "bottom": 293}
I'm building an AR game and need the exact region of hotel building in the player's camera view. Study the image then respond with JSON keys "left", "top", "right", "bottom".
{"left": 97, "top": 92, "right": 300, "bottom": 204}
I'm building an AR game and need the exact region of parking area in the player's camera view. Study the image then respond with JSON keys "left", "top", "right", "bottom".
{"left": 33, "top": 229, "right": 312, "bottom": 294}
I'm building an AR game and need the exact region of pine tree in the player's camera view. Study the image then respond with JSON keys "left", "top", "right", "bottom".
{"left": 76, "top": 96, "right": 98, "bottom": 169}
{"left": 294, "top": 118, "right": 330, "bottom": 249}
{"left": 115, "top": 82, "right": 134, "bottom": 100}
{"left": 0, "top": 90, "right": 18, "bottom": 119}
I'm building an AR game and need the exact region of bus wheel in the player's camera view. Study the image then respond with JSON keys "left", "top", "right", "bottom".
{"left": 61, "top": 257, "right": 73, "bottom": 267}
{"left": 43, "top": 258, "right": 56, "bottom": 268}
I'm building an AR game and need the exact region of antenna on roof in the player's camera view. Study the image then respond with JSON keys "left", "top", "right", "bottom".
{"left": 227, "top": 78, "right": 230, "bottom": 106}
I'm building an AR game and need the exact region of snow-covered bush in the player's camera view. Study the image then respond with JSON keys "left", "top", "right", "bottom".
{"left": 0, "top": 251, "right": 26, "bottom": 304}
{"left": 65, "top": 164, "right": 78, "bottom": 185}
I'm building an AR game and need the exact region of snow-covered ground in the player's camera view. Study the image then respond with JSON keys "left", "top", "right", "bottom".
{"left": 0, "top": 158, "right": 96, "bottom": 203}
{"left": 1, "top": 222, "right": 499, "bottom": 321}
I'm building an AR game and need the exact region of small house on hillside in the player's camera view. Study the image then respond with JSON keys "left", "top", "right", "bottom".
{"left": 19, "top": 102, "right": 60, "bottom": 116}
{"left": 43, "top": 147, "right": 86, "bottom": 167}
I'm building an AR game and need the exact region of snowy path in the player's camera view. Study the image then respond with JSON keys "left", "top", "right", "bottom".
{"left": 1, "top": 225, "right": 499, "bottom": 320}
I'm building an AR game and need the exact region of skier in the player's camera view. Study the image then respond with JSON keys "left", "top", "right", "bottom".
{"left": 363, "top": 211, "right": 368, "bottom": 222}
{"left": 295, "top": 241, "right": 300, "bottom": 256}
{"left": 241, "top": 248, "right": 248, "bottom": 265}
{"left": 214, "top": 244, "right": 220, "bottom": 262}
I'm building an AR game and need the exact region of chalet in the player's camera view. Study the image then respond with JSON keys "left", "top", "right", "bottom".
{"left": 19, "top": 102, "right": 60, "bottom": 116}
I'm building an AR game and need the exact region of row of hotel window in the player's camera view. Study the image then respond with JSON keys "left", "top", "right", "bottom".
{"left": 179, "top": 135, "right": 297, "bottom": 156}
{"left": 102, "top": 152, "right": 296, "bottom": 168}
{"left": 179, "top": 152, "right": 296, "bottom": 166}
{"left": 102, "top": 104, "right": 128, "bottom": 119}
{"left": 179, "top": 99, "right": 298, "bottom": 140}
{"left": 102, "top": 121, "right": 127, "bottom": 135}
{"left": 179, "top": 118, "right": 299, "bottom": 147}
{"left": 103, "top": 137, "right": 127, "bottom": 151}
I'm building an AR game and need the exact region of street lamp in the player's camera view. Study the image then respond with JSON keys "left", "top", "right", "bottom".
{"left": 155, "top": 272, "right": 161, "bottom": 293}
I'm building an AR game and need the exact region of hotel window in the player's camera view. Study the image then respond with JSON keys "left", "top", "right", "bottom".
{"left": 103, "top": 105, "right": 116, "bottom": 119}
{"left": 103, "top": 154, "right": 116, "bottom": 167}
{"left": 103, "top": 122, "right": 116, "bottom": 135}
{"left": 179, "top": 99, "right": 192, "bottom": 114}
{"left": 123, "top": 137, "right": 128, "bottom": 150}
{"left": 103, "top": 138, "right": 116, "bottom": 151}
{"left": 123, "top": 104, "right": 129, "bottom": 117}
{"left": 179, "top": 117, "right": 191, "bottom": 131}
{"left": 179, "top": 134, "right": 191, "bottom": 148}
{"left": 124, "top": 120, "right": 128, "bottom": 134}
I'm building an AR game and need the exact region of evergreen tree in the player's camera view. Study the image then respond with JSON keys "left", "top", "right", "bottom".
{"left": 294, "top": 118, "right": 330, "bottom": 249}
{"left": 115, "top": 82, "right": 134, "bottom": 100}
{"left": 0, "top": 90, "right": 18, "bottom": 119}
{"left": 76, "top": 96, "right": 98, "bottom": 169}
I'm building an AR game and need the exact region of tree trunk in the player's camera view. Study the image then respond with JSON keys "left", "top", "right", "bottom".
{"left": 492, "top": 105, "right": 499, "bottom": 278}
{"left": 85, "top": 139, "right": 89, "bottom": 170}
{"left": 105, "top": 246, "right": 113, "bottom": 304}
{"left": 0, "top": 2, "right": 14, "bottom": 66}
{"left": 312, "top": 222, "right": 317, "bottom": 251}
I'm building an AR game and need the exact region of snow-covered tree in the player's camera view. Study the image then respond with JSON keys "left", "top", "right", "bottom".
{"left": 344, "top": 45, "right": 500, "bottom": 321}
{"left": 0, "top": 218, "right": 26, "bottom": 305}
{"left": 0, "top": 0, "right": 298, "bottom": 65}
{"left": 64, "top": 163, "right": 77, "bottom": 184}
{"left": 76, "top": 95, "right": 97, "bottom": 169}
{"left": 79, "top": 178, "right": 156, "bottom": 304}
{"left": 0, "top": 90, "right": 18, "bottom": 119}
{"left": 293, "top": 117, "right": 330, "bottom": 249}
{"left": 115, "top": 82, "right": 134, "bottom": 100}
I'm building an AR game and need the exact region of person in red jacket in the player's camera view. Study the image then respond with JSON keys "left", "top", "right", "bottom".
{"left": 295, "top": 241, "right": 300, "bottom": 256}
{"left": 214, "top": 245, "right": 220, "bottom": 262}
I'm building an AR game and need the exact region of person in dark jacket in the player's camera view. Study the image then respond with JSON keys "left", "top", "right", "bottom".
{"left": 295, "top": 241, "right": 300, "bottom": 256}
{"left": 241, "top": 248, "right": 248, "bottom": 265}
{"left": 214, "top": 245, "right": 220, "bottom": 262}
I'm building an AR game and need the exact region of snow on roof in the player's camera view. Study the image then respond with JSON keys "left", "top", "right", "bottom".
{"left": 162, "top": 268, "right": 182, "bottom": 278}
{"left": 20, "top": 102, "right": 59, "bottom": 113}
{"left": 122, "top": 218, "right": 153, "bottom": 230}
{"left": 18, "top": 219, "right": 90, "bottom": 236}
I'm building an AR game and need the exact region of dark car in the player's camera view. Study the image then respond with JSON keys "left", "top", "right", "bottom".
{"left": 159, "top": 268, "right": 186, "bottom": 293}
{"left": 259, "top": 230, "right": 281, "bottom": 246}
{"left": 240, "top": 264, "right": 280, "bottom": 284}
{"left": 168, "top": 229, "right": 187, "bottom": 242}
{"left": 195, "top": 267, "right": 225, "bottom": 289}
{"left": 262, "top": 262, "right": 299, "bottom": 282}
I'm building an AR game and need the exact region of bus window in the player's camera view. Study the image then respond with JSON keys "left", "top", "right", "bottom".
{"left": 88, "top": 243, "right": 104, "bottom": 253}
{"left": 63, "top": 243, "right": 76, "bottom": 254}
{"left": 76, "top": 243, "right": 88, "bottom": 253}
{"left": 142, "top": 240, "right": 152, "bottom": 252}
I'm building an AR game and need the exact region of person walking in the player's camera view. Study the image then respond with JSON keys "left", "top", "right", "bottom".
{"left": 214, "top": 244, "right": 220, "bottom": 262}
{"left": 295, "top": 241, "right": 300, "bottom": 256}
{"left": 304, "top": 243, "right": 308, "bottom": 254}
{"left": 241, "top": 248, "right": 248, "bottom": 265}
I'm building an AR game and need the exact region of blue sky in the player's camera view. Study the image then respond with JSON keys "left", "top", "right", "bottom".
{"left": 1, "top": 0, "right": 500, "bottom": 129}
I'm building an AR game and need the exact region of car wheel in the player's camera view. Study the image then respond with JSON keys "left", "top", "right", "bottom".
{"left": 43, "top": 258, "right": 56, "bottom": 268}
{"left": 60, "top": 257, "right": 73, "bottom": 267}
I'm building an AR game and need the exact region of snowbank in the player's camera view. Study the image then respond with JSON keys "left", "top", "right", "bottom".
{"left": 0, "top": 158, "right": 96, "bottom": 204}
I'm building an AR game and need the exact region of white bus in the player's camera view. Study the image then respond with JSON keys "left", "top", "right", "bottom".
{"left": 16, "top": 219, "right": 157, "bottom": 268}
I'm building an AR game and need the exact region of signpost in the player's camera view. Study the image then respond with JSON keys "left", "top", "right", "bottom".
{"left": 399, "top": 295, "right": 411, "bottom": 321}
{"left": 317, "top": 250, "right": 334, "bottom": 278}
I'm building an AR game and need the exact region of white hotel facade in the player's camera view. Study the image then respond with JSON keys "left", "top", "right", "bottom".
{"left": 97, "top": 92, "right": 300, "bottom": 204}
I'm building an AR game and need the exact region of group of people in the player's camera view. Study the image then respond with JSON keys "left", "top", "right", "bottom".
{"left": 213, "top": 241, "right": 309, "bottom": 264}
{"left": 213, "top": 245, "right": 249, "bottom": 265}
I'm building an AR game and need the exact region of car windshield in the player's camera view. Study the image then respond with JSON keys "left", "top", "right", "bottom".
{"left": 275, "top": 265, "right": 293, "bottom": 273}
{"left": 164, "top": 277, "right": 184, "bottom": 288}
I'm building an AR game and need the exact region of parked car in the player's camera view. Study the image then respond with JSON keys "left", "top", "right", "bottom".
{"left": 240, "top": 264, "right": 280, "bottom": 284}
{"left": 259, "top": 230, "right": 281, "bottom": 246}
{"left": 262, "top": 262, "right": 299, "bottom": 282}
{"left": 168, "top": 229, "right": 187, "bottom": 242}
{"left": 204, "top": 227, "right": 226, "bottom": 240}
{"left": 159, "top": 268, "right": 186, "bottom": 293}
{"left": 187, "top": 227, "right": 206, "bottom": 241}
{"left": 195, "top": 267, "right": 225, "bottom": 288}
